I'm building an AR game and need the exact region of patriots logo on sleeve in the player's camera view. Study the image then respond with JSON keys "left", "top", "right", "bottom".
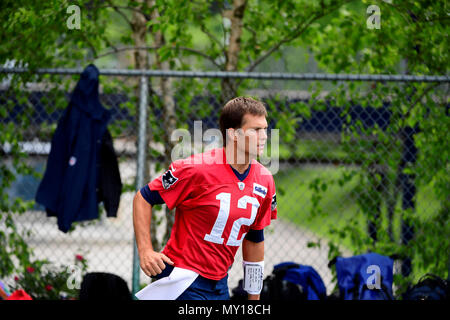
{"left": 271, "top": 193, "right": 277, "bottom": 211}
{"left": 162, "top": 170, "right": 178, "bottom": 189}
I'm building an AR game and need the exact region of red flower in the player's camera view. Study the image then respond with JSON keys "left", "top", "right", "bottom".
{"left": 75, "top": 254, "right": 84, "bottom": 261}
{"left": 26, "top": 266, "right": 35, "bottom": 273}
{"left": 45, "top": 285, "right": 53, "bottom": 291}
{"left": 14, "top": 276, "right": 19, "bottom": 281}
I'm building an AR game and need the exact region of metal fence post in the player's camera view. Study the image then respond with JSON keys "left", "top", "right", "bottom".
{"left": 400, "top": 126, "right": 417, "bottom": 277}
{"left": 132, "top": 75, "right": 149, "bottom": 297}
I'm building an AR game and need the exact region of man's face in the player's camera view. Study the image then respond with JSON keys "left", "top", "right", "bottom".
{"left": 233, "top": 114, "right": 268, "bottom": 161}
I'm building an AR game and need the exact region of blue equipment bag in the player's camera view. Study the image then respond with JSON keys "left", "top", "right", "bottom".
{"left": 402, "top": 274, "right": 449, "bottom": 300}
{"left": 231, "top": 262, "right": 327, "bottom": 300}
{"left": 332, "top": 252, "right": 394, "bottom": 300}
{"left": 261, "top": 262, "right": 327, "bottom": 300}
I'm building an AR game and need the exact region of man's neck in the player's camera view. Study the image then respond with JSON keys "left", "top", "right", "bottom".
{"left": 224, "top": 145, "right": 251, "bottom": 174}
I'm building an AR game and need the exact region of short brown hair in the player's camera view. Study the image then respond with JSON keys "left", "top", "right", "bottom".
{"left": 219, "top": 96, "right": 267, "bottom": 145}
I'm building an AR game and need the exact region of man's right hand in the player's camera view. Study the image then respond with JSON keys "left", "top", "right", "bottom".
{"left": 139, "top": 249, "right": 174, "bottom": 277}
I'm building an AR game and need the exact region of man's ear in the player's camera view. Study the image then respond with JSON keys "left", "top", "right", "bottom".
{"left": 227, "top": 128, "right": 237, "bottom": 142}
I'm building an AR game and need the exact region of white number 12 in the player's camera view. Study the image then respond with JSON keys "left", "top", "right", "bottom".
{"left": 204, "top": 192, "right": 260, "bottom": 246}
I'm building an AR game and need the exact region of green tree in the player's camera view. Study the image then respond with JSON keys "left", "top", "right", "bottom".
{"left": 0, "top": 0, "right": 356, "bottom": 261}
{"left": 1, "top": 0, "right": 447, "bottom": 296}
{"left": 304, "top": 0, "right": 449, "bottom": 292}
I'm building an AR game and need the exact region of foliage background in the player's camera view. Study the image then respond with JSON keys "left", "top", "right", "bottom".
{"left": 0, "top": 0, "right": 448, "bottom": 297}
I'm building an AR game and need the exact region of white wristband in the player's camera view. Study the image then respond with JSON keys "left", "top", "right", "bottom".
{"left": 242, "top": 260, "right": 264, "bottom": 295}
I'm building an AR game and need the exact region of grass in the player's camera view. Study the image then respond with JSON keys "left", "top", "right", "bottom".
{"left": 274, "top": 165, "right": 358, "bottom": 251}
{"left": 277, "top": 140, "right": 349, "bottom": 162}
{"left": 273, "top": 165, "right": 442, "bottom": 254}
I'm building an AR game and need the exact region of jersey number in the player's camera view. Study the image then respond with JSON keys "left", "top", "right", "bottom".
{"left": 204, "top": 192, "right": 260, "bottom": 246}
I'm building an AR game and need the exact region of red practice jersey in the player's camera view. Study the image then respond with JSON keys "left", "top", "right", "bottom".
{"left": 148, "top": 147, "right": 277, "bottom": 280}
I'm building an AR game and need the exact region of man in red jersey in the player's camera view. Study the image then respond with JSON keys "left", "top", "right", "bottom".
{"left": 133, "top": 97, "right": 277, "bottom": 300}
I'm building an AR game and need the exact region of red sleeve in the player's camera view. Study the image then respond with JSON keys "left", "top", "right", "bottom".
{"left": 250, "top": 177, "right": 277, "bottom": 230}
{"left": 148, "top": 160, "right": 194, "bottom": 210}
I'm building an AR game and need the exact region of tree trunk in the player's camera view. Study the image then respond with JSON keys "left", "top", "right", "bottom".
{"left": 221, "top": 0, "right": 247, "bottom": 103}
{"left": 149, "top": 0, "right": 177, "bottom": 244}
{"left": 131, "top": 0, "right": 159, "bottom": 250}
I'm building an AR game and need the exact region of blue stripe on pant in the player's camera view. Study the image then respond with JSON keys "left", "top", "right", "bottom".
{"left": 151, "top": 263, "right": 230, "bottom": 300}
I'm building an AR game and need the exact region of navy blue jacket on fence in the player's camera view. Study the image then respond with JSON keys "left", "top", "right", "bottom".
{"left": 35, "top": 64, "right": 120, "bottom": 232}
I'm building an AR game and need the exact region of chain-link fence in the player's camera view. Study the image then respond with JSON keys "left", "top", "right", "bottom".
{"left": 1, "top": 67, "right": 448, "bottom": 298}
